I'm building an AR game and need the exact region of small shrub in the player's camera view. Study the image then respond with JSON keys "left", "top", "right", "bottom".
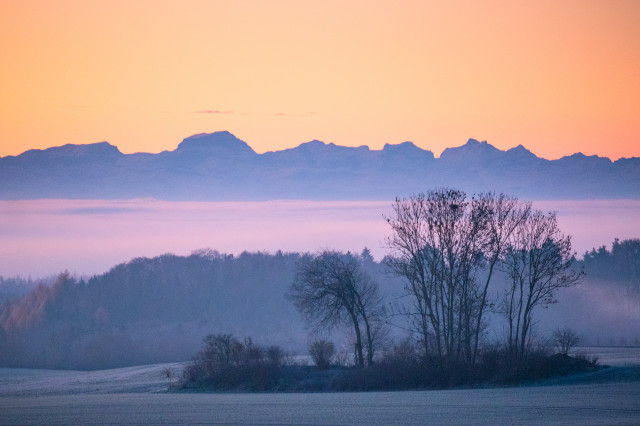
{"left": 162, "top": 366, "right": 174, "bottom": 389}
{"left": 266, "top": 345, "right": 285, "bottom": 365}
{"left": 553, "top": 328, "right": 580, "bottom": 355}
{"left": 382, "top": 337, "right": 420, "bottom": 365}
{"left": 182, "top": 334, "right": 286, "bottom": 390}
{"left": 309, "top": 339, "right": 335, "bottom": 369}
{"left": 474, "top": 344, "right": 508, "bottom": 382}
{"left": 574, "top": 352, "right": 599, "bottom": 366}
{"left": 332, "top": 350, "right": 350, "bottom": 367}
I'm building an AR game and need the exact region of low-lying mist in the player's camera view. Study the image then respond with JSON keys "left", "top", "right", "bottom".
{"left": 1, "top": 199, "right": 638, "bottom": 277}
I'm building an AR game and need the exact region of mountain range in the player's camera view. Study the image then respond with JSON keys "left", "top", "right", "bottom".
{"left": 1, "top": 131, "right": 638, "bottom": 200}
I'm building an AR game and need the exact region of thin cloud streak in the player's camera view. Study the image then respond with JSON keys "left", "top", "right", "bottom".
{"left": 193, "top": 110, "right": 235, "bottom": 114}
{"left": 274, "top": 112, "right": 317, "bottom": 117}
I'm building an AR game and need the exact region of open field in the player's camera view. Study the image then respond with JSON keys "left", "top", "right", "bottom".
{"left": 571, "top": 347, "right": 640, "bottom": 367}
{"left": 1, "top": 348, "right": 640, "bottom": 425}
{"left": 1, "top": 380, "right": 639, "bottom": 425}
{"left": 0, "top": 363, "right": 184, "bottom": 397}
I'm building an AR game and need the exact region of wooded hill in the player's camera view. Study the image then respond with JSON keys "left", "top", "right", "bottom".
{"left": 0, "top": 251, "right": 313, "bottom": 369}
{"left": 0, "top": 240, "right": 638, "bottom": 370}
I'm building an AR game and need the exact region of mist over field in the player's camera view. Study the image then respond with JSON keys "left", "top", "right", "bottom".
{"left": 0, "top": 196, "right": 638, "bottom": 371}
{"left": 1, "top": 198, "right": 638, "bottom": 278}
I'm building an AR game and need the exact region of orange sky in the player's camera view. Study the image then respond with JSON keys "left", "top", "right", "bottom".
{"left": 1, "top": 0, "right": 639, "bottom": 159}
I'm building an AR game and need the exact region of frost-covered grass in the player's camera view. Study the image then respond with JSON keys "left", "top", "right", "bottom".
{"left": 571, "top": 346, "right": 640, "bottom": 366}
{"left": 1, "top": 361, "right": 640, "bottom": 425}
{"left": 1, "top": 382, "right": 640, "bottom": 425}
{"left": 1, "top": 352, "right": 639, "bottom": 425}
{"left": 1, "top": 347, "right": 638, "bottom": 397}
{"left": 0, "top": 363, "right": 184, "bottom": 397}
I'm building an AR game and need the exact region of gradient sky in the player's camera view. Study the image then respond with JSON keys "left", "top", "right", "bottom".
{"left": 1, "top": 0, "right": 639, "bottom": 160}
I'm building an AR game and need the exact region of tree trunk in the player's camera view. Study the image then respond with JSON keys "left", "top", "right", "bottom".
{"left": 349, "top": 310, "right": 364, "bottom": 367}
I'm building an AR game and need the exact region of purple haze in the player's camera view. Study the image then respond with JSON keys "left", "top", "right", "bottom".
{"left": 0, "top": 199, "right": 638, "bottom": 277}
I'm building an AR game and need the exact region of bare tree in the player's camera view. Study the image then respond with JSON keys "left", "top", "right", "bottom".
{"left": 308, "top": 339, "right": 335, "bottom": 369}
{"left": 469, "top": 193, "right": 531, "bottom": 365}
{"left": 162, "top": 366, "right": 174, "bottom": 389}
{"left": 385, "top": 192, "right": 435, "bottom": 360}
{"left": 386, "top": 190, "right": 457, "bottom": 368}
{"left": 553, "top": 328, "right": 581, "bottom": 355}
{"left": 500, "top": 211, "right": 583, "bottom": 363}
{"left": 385, "top": 189, "right": 533, "bottom": 371}
{"left": 288, "top": 251, "right": 385, "bottom": 367}
{"left": 194, "top": 334, "right": 236, "bottom": 376}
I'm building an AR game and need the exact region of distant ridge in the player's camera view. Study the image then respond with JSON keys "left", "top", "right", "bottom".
{"left": 1, "top": 131, "right": 638, "bottom": 200}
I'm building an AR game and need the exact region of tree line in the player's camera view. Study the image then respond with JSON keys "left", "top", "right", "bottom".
{"left": 582, "top": 238, "right": 640, "bottom": 289}
{"left": 1, "top": 188, "right": 638, "bottom": 377}
{"left": 288, "top": 189, "right": 582, "bottom": 381}
{"left": 0, "top": 251, "right": 307, "bottom": 369}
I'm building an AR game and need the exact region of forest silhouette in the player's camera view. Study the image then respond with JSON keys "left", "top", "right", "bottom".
{"left": 0, "top": 194, "right": 638, "bottom": 384}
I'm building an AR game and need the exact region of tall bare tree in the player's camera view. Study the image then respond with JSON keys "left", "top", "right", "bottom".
{"left": 385, "top": 189, "right": 493, "bottom": 370}
{"left": 500, "top": 210, "right": 582, "bottom": 363}
{"left": 385, "top": 189, "right": 533, "bottom": 371}
{"left": 288, "top": 251, "right": 384, "bottom": 367}
{"left": 468, "top": 193, "right": 531, "bottom": 365}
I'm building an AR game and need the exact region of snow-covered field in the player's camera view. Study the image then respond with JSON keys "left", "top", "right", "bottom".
{"left": 1, "top": 348, "right": 640, "bottom": 425}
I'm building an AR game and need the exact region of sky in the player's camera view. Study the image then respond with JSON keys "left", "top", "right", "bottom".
{"left": 1, "top": 0, "right": 639, "bottom": 160}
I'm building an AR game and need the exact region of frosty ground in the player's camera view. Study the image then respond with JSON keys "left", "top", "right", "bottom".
{"left": 1, "top": 349, "right": 639, "bottom": 425}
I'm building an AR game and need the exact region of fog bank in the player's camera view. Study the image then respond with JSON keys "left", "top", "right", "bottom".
{"left": 0, "top": 199, "right": 638, "bottom": 277}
